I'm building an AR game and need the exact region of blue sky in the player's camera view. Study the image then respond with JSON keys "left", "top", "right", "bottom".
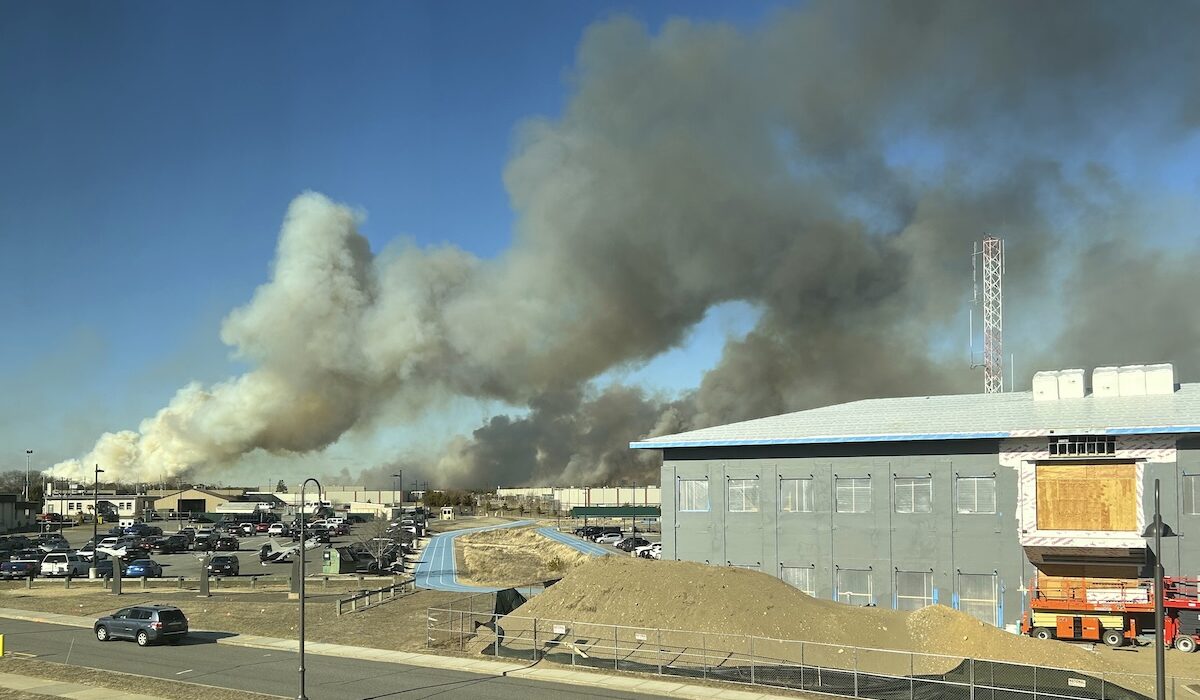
{"left": 0, "top": 1, "right": 775, "bottom": 472}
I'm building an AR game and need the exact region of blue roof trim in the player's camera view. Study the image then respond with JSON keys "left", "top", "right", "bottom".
{"left": 630, "top": 424, "right": 1200, "bottom": 449}
{"left": 630, "top": 431, "right": 1012, "bottom": 449}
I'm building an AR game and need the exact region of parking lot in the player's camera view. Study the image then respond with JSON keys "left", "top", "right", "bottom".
{"left": 31, "top": 521, "right": 366, "bottom": 578}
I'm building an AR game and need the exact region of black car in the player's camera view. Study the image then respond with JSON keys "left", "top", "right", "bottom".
{"left": 193, "top": 534, "right": 216, "bottom": 551}
{"left": 207, "top": 554, "right": 239, "bottom": 576}
{"left": 150, "top": 535, "right": 187, "bottom": 554}
{"left": 616, "top": 536, "right": 651, "bottom": 552}
{"left": 94, "top": 559, "right": 127, "bottom": 579}
{"left": 0, "top": 561, "right": 37, "bottom": 579}
{"left": 214, "top": 536, "right": 239, "bottom": 551}
{"left": 94, "top": 605, "right": 188, "bottom": 646}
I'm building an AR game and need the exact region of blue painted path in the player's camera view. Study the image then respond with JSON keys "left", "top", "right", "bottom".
{"left": 535, "top": 527, "right": 613, "bottom": 557}
{"left": 413, "top": 520, "right": 534, "bottom": 592}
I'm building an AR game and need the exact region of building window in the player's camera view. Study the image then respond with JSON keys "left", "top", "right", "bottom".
{"left": 68, "top": 502, "right": 76, "bottom": 512}
{"left": 727, "top": 479, "right": 760, "bottom": 513}
{"left": 678, "top": 479, "right": 710, "bottom": 513}
{"left": 837, "top": 568, "right": 873, "bottom": 606}
{"left": 1048, "top": 435, "right": 1115, "bottom": 457}
{"left": 958, "top": 573, "right": 999, "bottom": 625}
{"left": 894, "top": 477, "right": 932, "bottom": 514}
{"left": 781, "top": 565, "right": 816, "bottom": 596}
{"left": 835, "top": 477, "right": 872, "bottom": 513}
{"left": 956, "top": 476, "right": 996, "bottom": 514}
{"left": 895, "top": 571, "right": 933, "bottom": 611}
{"left": 1183, "top": 475, "right": 1200, "bottom": 515}
{"left": 780, "top": 478, "right": 814, "bottom": 513}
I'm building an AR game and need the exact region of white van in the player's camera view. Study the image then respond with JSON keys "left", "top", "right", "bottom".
{"left": 41, "top": 552, "right": 89, "bottom": 577}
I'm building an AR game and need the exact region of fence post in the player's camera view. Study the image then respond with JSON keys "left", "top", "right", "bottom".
{"left": 969, "top": 658, "right": 975, "bottom": 700}
{"left": 64, "top": 576, "right": 71, "bottom": 590}
{"left": 750, "top": 636, "right": 756, "bottom": 686}
{"left": 459, "top": 610, "right": 465, "bottom": 651}
{"left": 336, "top": 599, "right": 342, "bottom": 617}
{"left": 853, "top": 646, "right": 859, "bottom": 698}
{"left": 615, "top": 625, "right": 619, "bottom": 671}
{"left": 910, "top": 652, "right": 915, "bottom": 700}
{"left": 533, "top": 618, "right": 538, "bottom": 662}
{"left": 801, "top": 641, "right": 806, "bottom": 689}
{"left": 494, "top": 614, "right": 500, "bottom": 658}
{"left": 657, "top": 628, "right": 662, "bottom": 676}
{"left": 702, "top": 633, "right": 708, "bottom": 680}
{"left": 1033, "top": 665, "right": 1037, "bottom": 700}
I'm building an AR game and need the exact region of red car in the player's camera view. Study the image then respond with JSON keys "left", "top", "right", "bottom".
{"left": 255, "top": 522, "right": 271, "bottom": 533}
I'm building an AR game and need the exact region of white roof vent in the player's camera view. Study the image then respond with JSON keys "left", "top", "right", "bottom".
{"left": 1118, "top": 365, "right": 1147, "bottom": 396}
{"left": 1145, "top": 363, "right": 1176, "bottom": 395}
{"left": 1092, "top": 366, "right": 1120, "bottom": 398}
{"left": 1032, "top": 371, "right": 1060, "bottom": 401}
{"left": 1057, "top": 369, "right": 1085, "bottom": 399}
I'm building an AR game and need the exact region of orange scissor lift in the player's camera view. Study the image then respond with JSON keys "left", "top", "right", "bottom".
{"left": 1021, "top": 576, "right": 1200, "bottom": 651}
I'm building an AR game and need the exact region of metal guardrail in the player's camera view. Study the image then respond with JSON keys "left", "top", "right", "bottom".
{"left": 427, "top": 605, "right": 1195, "bottom": 700}
{"left": 335, "top": 577, "right": 417, "bottom": 615}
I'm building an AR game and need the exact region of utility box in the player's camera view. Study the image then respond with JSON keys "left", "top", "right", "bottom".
{"left": 322, "top": 548, "right": 344, "bottom": 575}
{"left": 441, "top": 507, "right": 455, "bottom": 520}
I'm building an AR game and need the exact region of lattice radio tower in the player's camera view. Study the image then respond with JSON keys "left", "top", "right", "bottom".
{"left": 971, "top": 236, "right": 1005, "bottom": 393}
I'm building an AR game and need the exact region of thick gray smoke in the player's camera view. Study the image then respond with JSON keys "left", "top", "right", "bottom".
{"left": 54, "top": 2, "right": 1200, "bottom": 487}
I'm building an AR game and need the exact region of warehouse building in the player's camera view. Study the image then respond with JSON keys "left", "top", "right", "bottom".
{"left": 632, "top": 363, "right": 1200, "bottom": 630}
{"left": 493, "top": 486, "right": 661, "bottom": 511}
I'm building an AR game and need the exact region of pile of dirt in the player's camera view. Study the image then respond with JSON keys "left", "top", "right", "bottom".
{"left": 456, "top": 526, "right": 591, "bottom": 587}
{"left": 503, "top": 557, "right": 1113, "bottom": 673}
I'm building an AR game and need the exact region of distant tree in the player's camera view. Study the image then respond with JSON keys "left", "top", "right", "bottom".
{"left": 275, "top": 480, "right": 288, "bottom": 493}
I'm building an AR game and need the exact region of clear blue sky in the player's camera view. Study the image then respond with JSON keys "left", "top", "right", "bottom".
{"left": 0, "top": 1, "right": 775, "bottom": 471}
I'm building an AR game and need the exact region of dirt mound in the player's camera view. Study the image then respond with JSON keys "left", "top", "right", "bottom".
{"left": 504, "top": 557, "right": 1110, "bottom": 672}
{"left": 456, "top": 527, "right": 591, "bottom": 587}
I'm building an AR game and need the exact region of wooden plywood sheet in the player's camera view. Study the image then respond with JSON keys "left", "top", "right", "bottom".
{"left": 1036, "top": 463, "right": 1137, "bottom": 531}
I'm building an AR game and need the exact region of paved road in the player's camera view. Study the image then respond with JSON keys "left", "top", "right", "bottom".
{"left": 0, "top": 618, "right": 662, "bottom": 700}
{"left": 414, "top": 521, "right": 533, "bottom": 592}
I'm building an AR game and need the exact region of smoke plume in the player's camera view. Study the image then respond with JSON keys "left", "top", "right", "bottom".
{"left": 53, "top": 2, "right": 1200, "bottom": 487}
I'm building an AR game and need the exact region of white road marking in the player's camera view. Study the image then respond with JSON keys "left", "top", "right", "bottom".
{"left": 176, "top": 669, "right": 193, "bottom": 675}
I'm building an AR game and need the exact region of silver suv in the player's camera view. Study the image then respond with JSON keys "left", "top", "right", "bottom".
{"left": 94, "top": 605, "right": 189, "bottom": 646}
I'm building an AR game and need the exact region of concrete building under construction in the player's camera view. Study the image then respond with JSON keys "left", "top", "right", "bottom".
{"left": 632, "top": 363, "right": 1199, "bottom": 630}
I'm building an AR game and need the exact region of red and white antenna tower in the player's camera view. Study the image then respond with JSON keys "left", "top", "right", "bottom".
{"left": 971, "top": 236, "right": 1005, "bottom": 393}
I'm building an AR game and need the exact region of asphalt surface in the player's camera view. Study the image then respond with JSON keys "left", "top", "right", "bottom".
{"left": 0, "top": 618, "right": 662, "bottom": 700}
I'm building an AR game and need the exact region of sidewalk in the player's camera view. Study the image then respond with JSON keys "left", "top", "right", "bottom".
{"left": 0, "top": 671, "right": 166, "bottom": 700}
{"left": 0, "top": 607, "right": 789, "bottom": 700}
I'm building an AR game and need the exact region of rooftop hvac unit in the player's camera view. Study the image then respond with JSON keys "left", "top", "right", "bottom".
{"left": 1145, "top": 363, "right": 1176, "bottom": 395}
{"left": 1092, "top": 366, "right": 1120, "bottom": 398}
{"left": 1057, "top": 369, "right": 1085, "bottom": 399}
{"left": 1032, "top": 371, "right": 1060, "bottom": 401}
{"left": 1118, "top": 365, "right": 1147, "bottom": 396}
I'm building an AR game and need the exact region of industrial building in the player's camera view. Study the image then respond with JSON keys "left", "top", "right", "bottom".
{"left": 493, "top": 486, "right": 661, "bottom": 511}
{"left": 632, "top": 363, "right": 1200, "bottom": 630}
{"left": 0, "top": 494, "right": 37, "bottom": 533}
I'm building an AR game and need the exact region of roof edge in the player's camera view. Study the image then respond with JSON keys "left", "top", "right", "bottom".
{"left": 630, "top": 425, "right": 1200, "bottom": 450}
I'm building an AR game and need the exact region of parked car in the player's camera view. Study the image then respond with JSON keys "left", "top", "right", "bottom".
{"left": 0, "top": 561, "right": 38, "bottom": 579}
{"left": 177, "top": 527, "right": 197, "bottom": 544}
{"left": 586, "top": 527, "right": 622, "bottom": 542}
{"left": 254, "top": 522, "right": 271, "bottom": 533}
{"left": 214, "top": 536, "right": 239, "bottom": 551}
{"left": 94, "top": 605, "right": 188, "bottom": 646}
{"left": 124, "top": 523, "right": 162, "bottom": 537}
{"left": 36, "top": 535, "right": 70, "bottom": 552}
{"left": 193, "top": 533, "right": 216, "bottom": 551}
{"left": 594, "top": 532, "right": 625, "bottom": 545}
{"left": 207, "top": 554, "right": 240, "bottom": 576}
{"left": 40, "top": 552, "right": 90, "bottom": 577}
{"left": 150, "top": 535, "right": 187, "bottom": 554}
{"left": 616, "top": 537, "right": 651, "bottom": 552}
{"left": 267, "top": 523, "right": 289, "bottom": 537}
{"left": 634, "top": 542, "right": 661, "bottom": 559}
{"left": 126, "top": 559, "right": 163, "bottom": 578}
{"left": 94, "top": 559, "right": 127, "bottom": 579}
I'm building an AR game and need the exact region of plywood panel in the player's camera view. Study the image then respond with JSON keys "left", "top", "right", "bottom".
{"left": 1036, "top": 463, "right": 1137, "bottom": 531}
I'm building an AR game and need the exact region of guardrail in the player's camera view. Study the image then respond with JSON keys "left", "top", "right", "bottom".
{"left": 427, "top": 606, "right": 1194, "bottom": 700}
{"left": 335, "top": 577, "right": 417, "bottom": 615}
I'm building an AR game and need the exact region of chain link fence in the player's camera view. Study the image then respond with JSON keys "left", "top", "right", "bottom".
{"left": 428, "top": 600, "right": 1195, "bottom": 700}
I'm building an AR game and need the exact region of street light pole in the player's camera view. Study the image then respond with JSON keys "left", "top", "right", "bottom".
{"left": 92, "top": 465, "right": 104, "bottom": 579}
{"left": 1143, "top": 478, "right": 1176, "bottom": 700}
{"left": 297, "top": 477, "right": 322, "bottom": 700}
{"left": 24, "top": 450, "right": 32, "bottom": 501}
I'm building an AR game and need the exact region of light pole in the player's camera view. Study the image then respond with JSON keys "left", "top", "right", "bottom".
{"left": 1142, "top": 478, "right": 1176, "bottom": 700}
{"left": 92, "top": 465, "right": 104, "bottom": 579}
{"left": 297, "top": 477, "right": 322, "bottom": 700}
{"left": 24, "top": 450, "right": 32, "bottom": 501}
{"left": 392, "top": 471, "right": 402, "bottom": 508}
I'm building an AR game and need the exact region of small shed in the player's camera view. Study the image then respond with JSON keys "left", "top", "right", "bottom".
{"left": 440, "top": 506, "right": 455, "bottom": 520}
